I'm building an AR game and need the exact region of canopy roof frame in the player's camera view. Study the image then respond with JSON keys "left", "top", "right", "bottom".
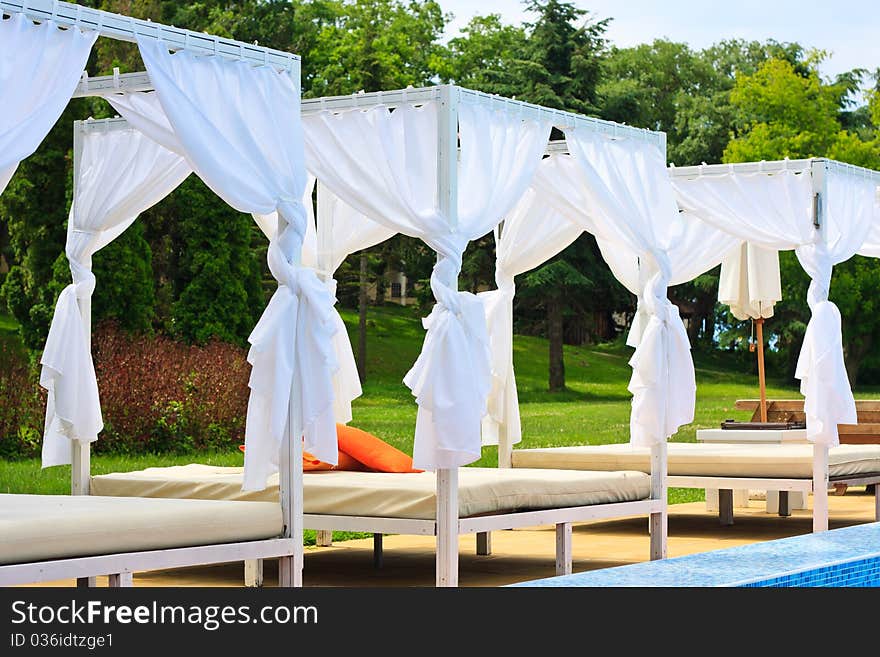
{"left": 1, "top": 0, "right": 299, "bottom": 71}
{"left": 72, "top": 77, "right": 666, "bottom": 151}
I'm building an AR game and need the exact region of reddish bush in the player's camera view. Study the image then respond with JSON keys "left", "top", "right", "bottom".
{"left": 0, "top": 342, "right": 45, "bottom": 458}
{"left": 92, "top": 321, "right": 251, "bottom": 454}
{"left": 0, "top": 322, "right": 252, "bottom": 458}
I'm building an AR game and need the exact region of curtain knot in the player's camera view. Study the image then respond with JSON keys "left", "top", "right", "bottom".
{"left": 69, "top": 259, "right": 96, "bottom": 299}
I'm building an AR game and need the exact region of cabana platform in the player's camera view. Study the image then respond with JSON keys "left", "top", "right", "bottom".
{"left": 19, "top": 490, "right": 877, "bottom": 588}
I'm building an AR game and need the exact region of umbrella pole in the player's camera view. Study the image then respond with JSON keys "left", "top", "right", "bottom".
{"left": 756, "top": 318, "right": 768, "bottom": 422}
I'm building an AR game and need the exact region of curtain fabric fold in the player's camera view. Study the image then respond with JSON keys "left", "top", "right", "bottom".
{"left": 135, "top": 38, "right": 318, "bottom": 490}
{"left": 40, "top": 127, "right": 191, "bottom": 467}
{"left": 303, "top": 98, "right": 551, "bottom": 469}
{"left": 519, "top": 134, "right": 738, "bottom": 446}
{"left": 478, "top": 188, "right": 583, "bottom": 447}
{"left": 0, "top": 13, "right": 97, "bottom": 194}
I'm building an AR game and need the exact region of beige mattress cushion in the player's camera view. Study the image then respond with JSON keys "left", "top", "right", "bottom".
{"left": 511, "top": 443, "right": 880, "bottom": 479}
{"left": 91, "top": 465, "right": 651, "bottom": 520}
{"left": 0, "top": 494, "right": 282, "bottom": 565}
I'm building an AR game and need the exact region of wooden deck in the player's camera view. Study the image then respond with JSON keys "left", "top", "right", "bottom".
{"left": 23, "top": 489, "right": 878, "bottom": 587}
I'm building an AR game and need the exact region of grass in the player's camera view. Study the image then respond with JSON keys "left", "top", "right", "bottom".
{"left": 5, "top": 303, "right": 878, "bottom": 509}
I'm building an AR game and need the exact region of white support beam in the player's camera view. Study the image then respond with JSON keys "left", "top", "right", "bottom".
{"left": 0, "top": 0, "right": 298, "bottom": 71}
{"left": 301, "top": 85, "right": 665, "bottom": 151}
{"left": 71, "top": 71, "right": 153, "bottom": 98}
{"left": 70, "top": 121, "right": 91, "bottom": 501}
{"left": 670, "top": 156, "right": 880, "bottom": 185}
{"left": 669, "top": 158, "right": 814, "bottom": 178}
{"left": 434, "top": 84, "right": 461, "bottom": 589}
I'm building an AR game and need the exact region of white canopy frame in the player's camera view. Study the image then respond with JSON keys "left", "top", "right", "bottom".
{"left": 0, "top": 1, "right": 308, "bottom": 586}
{"left": 669, "top": 156, "right": 880, "bottom": 532}
{"left": 0, "top": 0, "right": 298, "bottom": 71}
{"left": 72, "top": 82, "right": 669, "bottom": 585}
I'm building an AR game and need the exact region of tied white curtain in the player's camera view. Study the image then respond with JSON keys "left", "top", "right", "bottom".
{"left": 0, "top": 13, "right": 97, "bottom": 193}
{"left": 478, "top": 188, "right": 582, "bottom": 448}
{"left": 268, "top": 179, "right": 394, "bottom": 425}
{"left": 528, "top": 133, "right": 739, "bottom": 445}
{"left": 135, "top": 38, "right": 321, "bottom": 490}
{"left": 672, "top": 167, "right": 880, "bottom": 444}
{"left": 303, "top": 98, "right": 551, "bottom": 469}
{"left": 40, "top": 126, "right": 191, "bottom": 467}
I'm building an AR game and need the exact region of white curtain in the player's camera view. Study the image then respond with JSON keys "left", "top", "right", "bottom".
{"left": 303, "top": 98, "right": 551, "bottom": 469}
{"left": 672, "top": 167, "right": 880, "bottom": 445}
{"left": 0, "top": 13, "right": 97, "bottom": 193}
{"left": 478, "top": 187, "right": 583, "bottom": 447}
{"left": 529, "top": 133, "right": 739, "bottom": 446}
{"left": 135, "top": 38, "right": 321, "bottom": 490}
{"left": 40, "top": 126, "right": 191, "bottom": 467}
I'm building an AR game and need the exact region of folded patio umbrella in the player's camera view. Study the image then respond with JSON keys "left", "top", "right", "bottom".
{"left": 719, "top": 242, "right": 782, "bottom": 421}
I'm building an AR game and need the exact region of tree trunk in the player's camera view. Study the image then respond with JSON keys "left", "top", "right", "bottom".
{"left": 548, "top": 298, "right": 565, "bottom": 392}
{"left": 844, "top": 335, "right": 872, "bottom": 389}
{"left": 357, "top": 253, "right": 368, "bottom": 383}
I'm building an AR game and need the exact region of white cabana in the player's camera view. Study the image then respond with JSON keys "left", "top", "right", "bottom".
{"left": 1, "top": 0, "right": 309, "bottom": 586}
{"left": 671, "top": 158, "right": 880, "bottom": 531}
{"left": 59, "top": 76, "right": 670, "bottom": 584}
{"left": 486, "top": 138, "right": 741, "bottom": 470}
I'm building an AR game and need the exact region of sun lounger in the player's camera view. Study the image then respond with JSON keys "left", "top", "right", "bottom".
{"left": 0, "top": 494, "right": 290, "bottom": 586}
{"left": 510, "top": 443, "right": 880, "bottom": 531}
{"left": 90, "top": 464, "right": 663, "bottom": 582}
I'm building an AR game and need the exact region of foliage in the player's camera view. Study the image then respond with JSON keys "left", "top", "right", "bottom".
{"left": 723, "top": 54, "right": 880, "bottom": 383}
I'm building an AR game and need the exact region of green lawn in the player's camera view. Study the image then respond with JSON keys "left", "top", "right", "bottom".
{"left": 4, "top": 303, "right": 875, "bottom": 510}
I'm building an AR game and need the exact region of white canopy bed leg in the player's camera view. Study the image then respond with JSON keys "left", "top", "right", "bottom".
{"left": 108, "top": 572, "right": 133, "bottom": 588}
{"left": 555, "top": 523, "right": 572, "bottom": 576}
{"left": 279, "top": 346, "right": 304, "bottom": 587}
{"left": 279, "top": 411, "right": 304, "bottom": 587}
{"left": 649, "top": 441, "right": 667, "bottom": 560}
{"left": 476, "top": 532, "right": 492, "bottom": 556}
{"left": 813, "top": 443, "right": 829, "bottom": 532}
{"left": 436, "top": 468, "right": 459, "bottom": 587}
{"left": 244, "top": 559, "right": 263, "bottom": 587}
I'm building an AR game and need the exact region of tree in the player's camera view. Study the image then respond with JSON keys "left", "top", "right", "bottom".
{"left": 163, "top": 177, "right": 265, "bottom": 345}
{"left": 440, "top": 14, "right": 528, "bottom": 96}
{"left": 518, "top": 258, "right": 592, "bottom": 392}
{"left": 307, "top": 0, "right": 447, "bottom": 97}
{"left": 725, "top": 54, "right": 880, "bottom": 384}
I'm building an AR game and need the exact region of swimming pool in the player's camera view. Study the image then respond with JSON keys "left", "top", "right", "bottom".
{"left": 515, "top": 522, "right": 880, "bottom": 587}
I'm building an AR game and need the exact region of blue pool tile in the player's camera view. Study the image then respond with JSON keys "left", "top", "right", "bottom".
{"left": 514, "top": 522, "right": 880, "bottom": 587}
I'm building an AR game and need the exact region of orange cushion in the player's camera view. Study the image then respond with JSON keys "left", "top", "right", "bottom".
{"left": 238, "top": 444, "right": 366, "bottom": 472}
{"left": 335, "top": 424, "right": 422, "bottom": 473}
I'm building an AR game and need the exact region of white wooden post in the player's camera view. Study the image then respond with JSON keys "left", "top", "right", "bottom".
{"left": 70, "top": 121, "right": 92, "bottom": 498}
{"left": 244, "top": 559, "right": 263, "bottom": 587}
{"left": 812, "top": 443, "right": 829, "bottom": 532}
{"left": 435, "top": 85, "right": 461, "bottom": 588}
{"left": 313, "top": 181, "right": 335, "bottom": 551}
{"left": 555, "top": 523, "right": 572, "bottom": 576}
{"left": 71, "top": 121, "right": 97, "bottom": 589}
{"left": 649, "top": 441, "right": 667, "bottom": 560}
{"left": 279, "top": 80, "right": 307, "bottom": 586}
{"left": 108, "top": 572, "right": 133, "bottom": 587}
{"left": 809, "top": 160, "right": 830, "bottom": 534}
